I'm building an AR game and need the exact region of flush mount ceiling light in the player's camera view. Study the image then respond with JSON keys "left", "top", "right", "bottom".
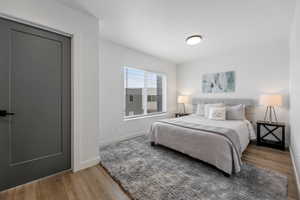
{"left": 185, "top": 35, "right": 203, "bottom": 46}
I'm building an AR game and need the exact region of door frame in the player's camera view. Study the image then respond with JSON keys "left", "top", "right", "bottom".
{"left": 0, "top": 13, "right": 79, "bottom": 172}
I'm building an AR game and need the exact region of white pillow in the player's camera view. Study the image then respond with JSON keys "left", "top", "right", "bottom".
{"left": 196, "top": 104, "right": 205, "bottom": 116}
{"left": 204, "top": 103, "right": 224, "bottom": 118}
{"left": 208, "top": 107, "right": 226, "bottom": 121}
{"left": 226, "top": 104, "right": 246, "bottom": 120}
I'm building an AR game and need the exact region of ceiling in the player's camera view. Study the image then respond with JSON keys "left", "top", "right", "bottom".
{"left": 58, "top": 0, "right": 295, "bottom": 64}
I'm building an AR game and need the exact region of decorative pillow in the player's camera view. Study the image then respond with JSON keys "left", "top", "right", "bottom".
{"left": 208, "top": 107, "right": 226, "bottom": 121}
{"left": 226, "top": 104, "right": 246, "bottom": 120}
{"left": 204, "top": 103, "right": 224, "bottom": 118}
{"left": 196, "top": 104, "right": 205, "bottom": 116}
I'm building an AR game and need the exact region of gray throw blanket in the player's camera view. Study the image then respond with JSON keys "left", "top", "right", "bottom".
{"left": 158, "top": 118, "right": 242, "bottom": 165}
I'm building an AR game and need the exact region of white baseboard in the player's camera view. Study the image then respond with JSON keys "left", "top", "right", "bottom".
{"left": 290, "top": 146, "right": 300, "bottom": 197}
{"left": 99, "top": 131, "right": 145, "bottom": 148}
{"left": 73, "top": 156, "right": 100, "bottom": 172}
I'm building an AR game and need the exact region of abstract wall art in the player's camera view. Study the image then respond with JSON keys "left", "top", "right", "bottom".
{"left": 202, "top": 71, "right": 235, "bottom": 93}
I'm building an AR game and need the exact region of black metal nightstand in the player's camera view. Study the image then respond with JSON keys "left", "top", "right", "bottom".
{"left": 174, "top": 113, "right": 190, "bottom": 118}
{"left": 256, "top": 120, "right": 285, "bottom": 150}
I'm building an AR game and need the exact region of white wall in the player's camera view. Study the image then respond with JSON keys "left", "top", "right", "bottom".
{"left": 99, "top": 39, "right": 177, "bottom": 146}
{"left": 0, "top": 0, "right": 100, "bottom": 171}
{"left": 290, "top": 0, "right": 300, "bottom": 189}
{"left": 177, "top": 40, "right": 290, "bottom": 142}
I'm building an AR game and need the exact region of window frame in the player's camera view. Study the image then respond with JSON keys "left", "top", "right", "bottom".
{"left": 123, "top": 66, "right": 167, "bottom": 119}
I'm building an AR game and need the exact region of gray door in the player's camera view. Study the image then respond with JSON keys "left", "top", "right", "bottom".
{"left": 0, "top": 18, "right": 71, "bottom": 191}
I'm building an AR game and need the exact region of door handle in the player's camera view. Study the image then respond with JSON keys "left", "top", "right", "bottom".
{"left": 0, "top": 110, "right": 15, "bottom": 117}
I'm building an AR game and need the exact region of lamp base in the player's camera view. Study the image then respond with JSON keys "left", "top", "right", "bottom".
{"left": 264, "top": 106, "right": 278, "bottom": 123}
{"left": 179, "top": 103, "right": 186, "bottom": 114}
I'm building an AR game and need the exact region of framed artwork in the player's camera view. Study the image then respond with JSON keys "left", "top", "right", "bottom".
{"left": 202, "top": 71, "right": 235, "bottom": 93}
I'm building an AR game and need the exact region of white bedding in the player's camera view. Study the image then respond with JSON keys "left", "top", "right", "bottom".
{"left": 185, "top": 115, "right": 256, "bottom": 151}
{"left": 149, "top": 115, "right": 256, "bottom": 174}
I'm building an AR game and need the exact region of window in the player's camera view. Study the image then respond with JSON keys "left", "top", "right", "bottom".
{"left": 124, "top": 67, "right": 166, "bottom": 118}
{"left": 129, "top": 95, "right": 134, "bottom": 102}
{"left": 147, "top": 95, "right": 157, "bottom": 102}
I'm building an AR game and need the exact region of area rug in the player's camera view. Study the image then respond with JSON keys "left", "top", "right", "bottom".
{"left": 99, "top": 135, "right": 287, "bottom": 200}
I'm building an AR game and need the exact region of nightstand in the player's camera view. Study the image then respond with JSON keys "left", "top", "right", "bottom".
{"left": 174, "top": 113, "right": 190, "bottom": 118}
{"left": 256, "top": 120, "right": 285, "bottom": 150}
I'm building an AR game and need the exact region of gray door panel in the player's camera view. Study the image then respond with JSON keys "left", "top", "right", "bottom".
{"left": 0, "top": 18, "right": 71, "bottom": 191}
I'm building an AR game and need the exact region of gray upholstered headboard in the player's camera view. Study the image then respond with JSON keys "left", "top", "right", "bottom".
{"left": 192, "top": 98, "right": 256, "bottom": 122}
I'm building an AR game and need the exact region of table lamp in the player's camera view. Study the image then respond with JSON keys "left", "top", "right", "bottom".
{"left": 259, "top": 94, "right": 282, "bottom": 122}
{"left": 177, "top": 96, "right": 188, "bottom": 114}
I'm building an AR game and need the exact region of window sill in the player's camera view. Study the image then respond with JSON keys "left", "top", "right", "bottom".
{"left": 124, "top": 112, "right": 167, "bottom": 121}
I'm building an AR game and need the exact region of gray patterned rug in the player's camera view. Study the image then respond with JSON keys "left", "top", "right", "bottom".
{"left": 99, "top": 135, "right": 287, "bottom": 200}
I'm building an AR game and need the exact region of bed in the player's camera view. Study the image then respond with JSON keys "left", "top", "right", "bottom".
{"left": 149, "top": 98, "right": 256, "bottom": 175}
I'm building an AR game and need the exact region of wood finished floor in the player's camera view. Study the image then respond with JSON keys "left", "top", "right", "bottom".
{"left": 0, "top": 144, "right": 298, "bottom": 200}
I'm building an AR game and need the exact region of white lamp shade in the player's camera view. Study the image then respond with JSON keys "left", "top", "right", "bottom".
{"left": 259, "top": 95, "right": 283, "bottom": 106}
{"left": 177, "top": 96, "right": 188, "bottom": 104}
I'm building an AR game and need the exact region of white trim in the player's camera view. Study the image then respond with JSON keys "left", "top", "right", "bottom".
{"left": 75, "top": 156, "right": 100, "bottom": 172}
{"left": 99, "top": 132, "right": 145, "bottom": 149}
{"left": 124, "top": 112, "right": 167, "bottom": 121}
{"left": 71, "top": 34, "right": 80, "bottom": 172}
{"left": 124, "top": 66, "right": 167, "bottom": 77}
{"left": 290, "top": 146, "right": 300, "bottom": 197}
{"left": 0, "top": 13, "right": 72, "bottom": 37}
{"left": 143, "top": 71, "right": 148, "bottom": 115}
